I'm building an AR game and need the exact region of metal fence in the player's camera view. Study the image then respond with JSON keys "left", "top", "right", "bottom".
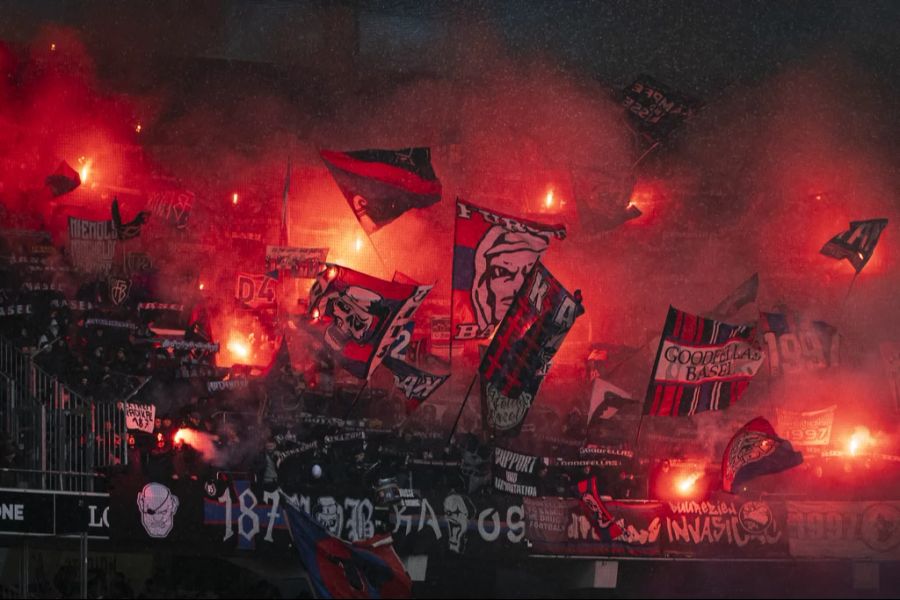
{"left": 0, "top": 336, "right": 127, "bottom": 491}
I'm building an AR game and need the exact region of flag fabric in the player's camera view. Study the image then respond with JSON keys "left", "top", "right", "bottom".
{"left": 320, "top": 147, "right": 441, "bottom": 234}
{"left": 621, "top": 75, "right": 701, "bottom": 142}
{"left": 587, "top": 378, "right": 633, "bottom": 424}
{"left": 760, "top": 312, "right": 839, "bottom": 376}
{"left": 722, "top": 417, "right": 803, "bottom": 493}
{"left": 308, "top": 264, "right": 431, "bottom": 380}
{"left": 820, "top": 218, "right": 888, "bottom": 273}
{"left": 576, "top": 476, "right": 623, "bottom": 541}
{"left": 644, "top": 307, "right": 764, "bottom": 416}
{"left": 235, "top": 272, "right": 278, "bottom": 310}
{"left": 45, "top": 160, "right": 81, "bottom": 197}
{"left": 382, "top": 356, "right": 449, "bottom": 414}
{"left": 479, "top": 262, "right": 583, "bottom": 435}
{"left": 453, "top": 199, "right": 566, "bottom": 341}
{"left": 708, "top": 273, "right": 759, "bottom": 320}
{"left": 111, "top": 198, "right": 150, "bottom": 240}
{"left": 283, "top": 499, "right": 412, "bottom": 599}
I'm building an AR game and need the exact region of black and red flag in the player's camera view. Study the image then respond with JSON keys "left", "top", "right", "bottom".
{"left": 320, "top": 147, "right": 442, "bottom": 234}
{"left": 820, "top": 218, "right": 888, "bottom": 273}
{"left": 722, "top": 417, "right": 803, "bottom": 493}
{"left": 308, "top": 264, "right": 431, "bottom": 380}
{"left": 383, "top": 356, "right": 449, "bottom": 414}
{"left": 622, "top": 75, "right": 701, "bottom": 142}
{"left": 479, "top": 262, "right": 583, "bottom": 435}
{"left": 644, "top": 307, "right": 764, "bottom": 417}
{"left": 111, "top": 198, "right": 150, "bottom": 240}
{"left": 576, "top": 476, "right": 623, "bottom": 541}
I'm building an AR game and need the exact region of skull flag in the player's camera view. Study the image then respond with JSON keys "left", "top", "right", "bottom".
{"left": 309, "top": 264, "right": 431, "bottom": 380}
{"left": 722, "top": 417, "right": 803, "bottom": 493}
{"left": 452, "top": 199, "right": 566, "bottom": 341}
{"left": 479, "top": 262, "right": 583, "bottom": 435}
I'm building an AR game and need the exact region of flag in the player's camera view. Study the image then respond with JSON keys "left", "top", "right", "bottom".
{"left": 820, "top": 218, "right": 888, "bottom": 273}
{"left": 383, "top": 356, "right": 449, "bottom": 414}
{"left": 708, "top": 273, "right": 759, "bottom": 320}
{"left": 760, "top": 311, "right": 839, "bottom": 376}
{"left": 479, "top": 262, "right": 583, "bottom": 435}
{"left": 722, "top": 417, "right": 803, "bottom": 493}
{"left": 453, "top": 199, "right": 566, "bottom": 340}
{"left": 111, "top": 198, "right": 150, "bottom": 240}
{"left": 283, "top": 500, "right": 412, "bottom": 599}
{"left": 235, "top": 272, "right": 278, "bottom": 309}
{"left": 622, "top": 75, "right": 701, "bottom": 142}
{"left": 320, "top": 147, "right": 441, "bottom": 234}
{"left": 576, "top": 476, "right": 623, "bottom": 541}
{"left": 45, "top": 160, "right": 80, "bottom": 197}
{"left": 587, "top": 378, "right": 632, "bottom": 424}
{"left": 644, "top": 307, "right": 764, "bottom": 416}
{"left": 309, "top": 264, "right": 431, "bottom": 380}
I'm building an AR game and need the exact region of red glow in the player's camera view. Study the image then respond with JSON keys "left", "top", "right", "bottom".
{"left": 198, "top": 282, "right": 205, "bottom": 290}
{"left": 675, "top": 472, "right": 702, "bottom": 496}
{"left": 354, "top": 236, "right": 363, "bottom": 252}
{"left": 544, "top": 188, "right": 554, "bottom": 209}
{"left": 134, "top": 123, "right": 142, "bottom": 134}
{"left": 173, "top": 428, "right": 200, "bottom": 447}
{"left": 327, "top": 266, "right": 338, "bottom": 280}
{"left": 232, "top": 192, "right": 239, "bottom": 205}
{"left": 78, "top": 157, "right": 92, "bottom": 184}
{"left": 847, "top": 426, "right": 874, "bottom": 456}
{"left": 311, "top": 307, "right": 321, "bottom": 320}
{"left": 226, "top": 337, "right": 250, "bottom": 361}
{"left": 50, "top": 43, "right": 56, "bottom": 52}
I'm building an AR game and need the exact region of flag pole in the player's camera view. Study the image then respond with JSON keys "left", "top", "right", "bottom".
{"left": 343, "top": 379, "right": 369, "bottom": 420}
{"left": 447, "top": 374, "right": 477, "bottom": 445}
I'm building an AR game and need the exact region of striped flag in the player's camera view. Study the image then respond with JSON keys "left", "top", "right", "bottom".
{"left": 643, "top": 307, "right": 764, "bottom": 416}
{"left": 820, "top": 218, "right": 887, "bottom": 273}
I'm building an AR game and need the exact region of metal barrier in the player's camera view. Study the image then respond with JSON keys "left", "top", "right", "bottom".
{"left": 0, "top": 336, "right": 127, "bottom": 491}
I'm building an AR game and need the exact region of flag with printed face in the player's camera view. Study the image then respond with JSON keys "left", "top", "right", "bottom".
{"left": 479, "top": 262, "right": 583, "bottom": 435}
{"left": 308, "top": 264, "right": 431, "bottom": 380}
{"left": 452, "top": 199, "right": 566, "bottom": 341}
{"left": 320, "top": 147, "right": 441, "bottom": 234}
{"left": 722, "top": 417, "right": 803, "bottom": 493}
{"left": 644, "top": 307, "right": 764, "bottom": 416}
{"left": 820, "top": 218, "right": 887, "bottom": 273}
{"left": 283, "top": 500, "right": 412, "bottom": 599}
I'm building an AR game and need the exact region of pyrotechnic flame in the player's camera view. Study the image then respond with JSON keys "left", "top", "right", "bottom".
{"left": 848, "top": 426, "right": 873, "bottom": 456}
{"left": 78, "top": 158, "right": 92, "bottom": 184}
{"left": 227, "top": 337, "right": 250, "bottom": 361}
{"left": 232, "top": 193, "right": 239, "bottom": 205}
{"left": 545, "top": 188, "right": 554, "bottom": 208}
{"left": 311, "top": 307, "right": 320, "bottom": 320}
{"left": 355, "top": 236, "right": 363, "bottom": 252}
{"left": 198, "top": 282, "right": 205, "bottom": 290}
{"left": 134, "top": 123, "right": 142, "bottom": 133}
{"left": 50, "top": 43, "right": 56, "bottom": 52}
{"left": 677, "top": 472, "right": 702, "bottom": 494}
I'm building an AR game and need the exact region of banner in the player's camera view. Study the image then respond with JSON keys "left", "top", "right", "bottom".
{"left": 309, "top": 264, "right": 432, "bottom": 380}
{"left": 0, "top": 488, "right": 109, "bottom": 538}
{"left": 452, "top": 199, "right": 566, "bottom": 340}
{"left": 644, "top": 307, "right": 764, "bottom": 416}
{"left": 524, "top": 497, "right": 664, "bottom": 557}
{"left": 820, "top": 218, "right": 888, "bottom": 273}
{"left": 265, "top": 246, "right": 328, "bottom": 277}
{"left": 722, "top": 418, "right": 803, "bottom": 494}
{"left": 146, "top": 189, "right": 193, "bottom": 230}
{"left": 775, "top": 406, "right": 836, "bottom": 447}
{"left": 493, "top": 447, "right": 542, "bottom": 497}
{"left": 235, "top": 273, "right": 278, "bottom": 309}
{"left": 664, "top": 498, "right": 789, "bottom": 557}
{"left": 621, "top": 75, "right": 700, "bottom": 141}
{"left": 67, "top": 217, "right": 117, "bottom": 273}
{"left": 787, "top": 501, "right": 900, "bottom": 560}
{"left": 479, "top": 262, "right": 583, "bottom": 434}
{"left": 125, "top": 403, "right": 156, "bottom": 433}
{"left": 761, "top": 313, "right": 839, "bottom": 377}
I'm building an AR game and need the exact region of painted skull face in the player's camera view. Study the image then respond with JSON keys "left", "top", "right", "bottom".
{"left": 323, "top": 286, "right": 383, "bottom": 351}
{"left": 137, "top": 483, "right": 179, "bottom": 538}
{"left": 314, "top": 496, "right": 343, "bottom": 537}
{"left": 443, "top": 494, "right": 470, "bottom": 554}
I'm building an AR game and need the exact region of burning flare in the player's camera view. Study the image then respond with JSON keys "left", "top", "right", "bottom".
{"left": 232, "top": 193, "right": 239, "bottom": 205}
{"left": 544, "top": 188, "right": 554, "bottom": 209}
{"left": 78, "top": 157, "right": 92, "bottom": 184}
{"left": 676, "top": 472, "right": 702, "bottom": 495}
{"left": 226, "top": 337, "right": 250, "bottom": 362}
{"left": 847, "top": 426, "right": 874, "bottom": 456}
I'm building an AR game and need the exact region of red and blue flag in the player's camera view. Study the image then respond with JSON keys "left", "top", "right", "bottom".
{"left": 722, "top": 417, "right": 803, "bottom": 493}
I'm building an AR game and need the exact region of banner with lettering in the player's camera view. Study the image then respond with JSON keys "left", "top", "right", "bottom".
{"left": 125, "top": 403, "right": 156, "bottom": 433}
{"left": 775, "top": 406, "right": 836, "bottom": 447}
{"left": 493, "top": 447, "right": 542, "bottom": 497}
{"left": 235, "top": 273, "right": 278, "bottom": 310}
{"left": 67, "top": 217, "right": 117, "bottom": 273}
{"left": 146, "top": 189, "right": 193, "bottom": 230}
{"left": 787, "top": 501, "right": 900, "bottom": 560}
{"left": 265, "top": 246, "right": 328, "bottom": 277}
{"left": 760, "top": 313, "right": 840, "bottom": 377}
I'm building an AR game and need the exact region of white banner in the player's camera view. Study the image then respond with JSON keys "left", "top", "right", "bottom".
{"left": 654, "top": 338, "right": 764, "bottom": 384}
{"left": 125, "top": 403, "right": 155, "bottom": 433}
